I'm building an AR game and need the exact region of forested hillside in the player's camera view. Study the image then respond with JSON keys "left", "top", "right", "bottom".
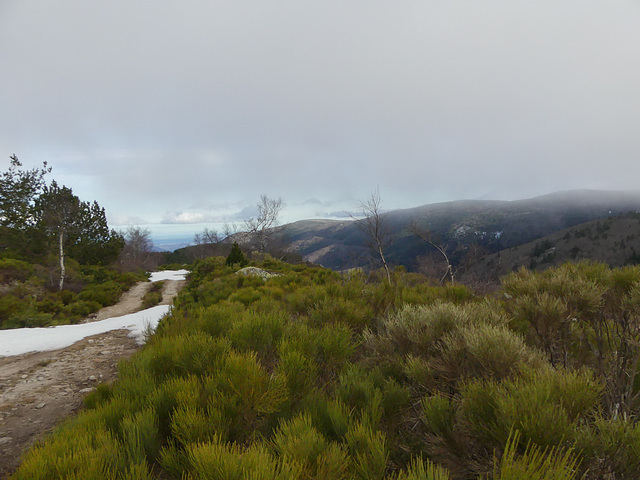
{"left": 463, "top": 212, "right": 640, "bottom": 282}
{"left": 12, "top": 257, "right": 640, "bottom": 479}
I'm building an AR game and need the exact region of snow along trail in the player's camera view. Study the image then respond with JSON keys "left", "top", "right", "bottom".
{"left": 0, "top": 269, "right": 188, "bottom": 358}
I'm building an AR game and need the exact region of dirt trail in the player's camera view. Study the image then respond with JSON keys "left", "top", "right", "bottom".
{"left": 0, "top": 278, "right": 186, "bottom": 479}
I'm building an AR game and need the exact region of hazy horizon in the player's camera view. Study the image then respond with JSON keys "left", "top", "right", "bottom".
{"left": 2, "top": 1, "right": 639, "bottom": 234}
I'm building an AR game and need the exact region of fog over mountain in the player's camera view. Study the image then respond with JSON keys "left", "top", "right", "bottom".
{"left": 2, "top": 1, "right": 639, "bottom": 239}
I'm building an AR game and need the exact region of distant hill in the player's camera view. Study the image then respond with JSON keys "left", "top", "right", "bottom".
{"left": 461, "top": 212, "right": 640, "bottom": 283}
{"left": 170, "top": 190, "right": 640, "bottom": 277}
{"left": 273, "top": 189, "right": 640, "bottom": 272}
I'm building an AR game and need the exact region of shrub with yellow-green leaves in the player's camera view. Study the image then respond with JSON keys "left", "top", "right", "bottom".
{"left": 12, "top": 258, "right": 640, "bottom": 480}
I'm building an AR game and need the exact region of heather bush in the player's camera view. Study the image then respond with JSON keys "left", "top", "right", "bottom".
{"left": 0, "top": 263, "right": 146, "bottom": 328}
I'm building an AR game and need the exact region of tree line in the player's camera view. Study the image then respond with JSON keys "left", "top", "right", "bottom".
{"left": 0, "top": 155, "right": 123, "bottom": 289}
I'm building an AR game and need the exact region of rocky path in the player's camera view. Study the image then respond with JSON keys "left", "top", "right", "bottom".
{"left": 0, "top": 277, "right": 186, "bottom": 479}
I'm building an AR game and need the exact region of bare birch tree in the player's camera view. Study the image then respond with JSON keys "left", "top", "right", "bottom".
{"left": 244, "top": 195, "right": 285, "bottom": 253}
{"left": 409, "top": 220, "right": 455, "bottom": 284}
{"left": 353, "top": 188, "right": 392, "bottom": 283}
{"left": 36, "top": 181, "right": 82, "bottom": 290}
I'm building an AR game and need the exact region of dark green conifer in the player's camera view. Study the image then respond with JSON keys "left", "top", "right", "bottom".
{"left": 226, "top": 241, "right": 247, "bottom": 267}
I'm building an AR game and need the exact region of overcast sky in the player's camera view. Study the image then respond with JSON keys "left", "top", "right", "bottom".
{"left": 2, "top": 1, "right": 640, "bottom": 240}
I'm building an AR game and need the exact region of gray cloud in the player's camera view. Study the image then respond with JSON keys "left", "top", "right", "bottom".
{"left": 1, "top": 1, "right": 639, "bottom": 234}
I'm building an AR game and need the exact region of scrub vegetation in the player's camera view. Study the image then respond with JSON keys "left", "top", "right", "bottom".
{"left": 12, "top": 257, "right": 640, "bottom": 479}
{"left": 0, "top": 258, "right": 146, "bottom": 329}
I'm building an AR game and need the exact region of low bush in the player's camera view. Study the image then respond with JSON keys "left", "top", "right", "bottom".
{"left": 0, "top": 258, "right": 34, "bottom": 283}
{"left": 141, "top": 281, "right": 164, "bottom": 309}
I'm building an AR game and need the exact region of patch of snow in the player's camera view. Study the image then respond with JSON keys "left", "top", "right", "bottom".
{"left": 0, "top": 305, "right": 171, "bottom": 357}
{"left": 0, "top": 270, "right": 189, "bottom": 357}
{"left": 149, "top": 269, "right": 189, "bottom": 282}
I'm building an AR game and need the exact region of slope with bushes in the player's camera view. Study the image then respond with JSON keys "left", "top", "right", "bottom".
{"left": 0, "top": 258, "right": 146, "bottom": 329}
{"left": 11, "top": 258, "right": 640, "bottom": 479}
{"left": 463, "top": 212, "right": 640, "bottom": 282}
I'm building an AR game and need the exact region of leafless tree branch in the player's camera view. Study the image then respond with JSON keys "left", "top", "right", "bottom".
{"left": 409, "top": 220, "right": 455, "bottom": 284}
{"left": 352, "top": 188, "right": 392, "bottom": 283}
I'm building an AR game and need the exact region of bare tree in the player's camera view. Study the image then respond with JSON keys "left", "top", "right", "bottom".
{"left": 409, "top": 220, "right": 454, "bottom": 284}
{"left": 192, "top": 228, "right": 224, "bottom": 259}
{"left": 244, "top": 195, "right": 285, "bottom": 253}
{"left": 353, "top": 188, "right": 391, "bottom": 283}
{"left": 118, "top": 227, "right": 156, "bottom": 271}
{"left": 193, "top": 228, "right": 220, "bottom": 245}
{"left": 222, "top": 222, "right": 239, "bottom": 241}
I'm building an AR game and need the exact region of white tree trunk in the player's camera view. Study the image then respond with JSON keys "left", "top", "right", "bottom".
{"left": 58, "top": 229, "right": 65, "bottom": 291}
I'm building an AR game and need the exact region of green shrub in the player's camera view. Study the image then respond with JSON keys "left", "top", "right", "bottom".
{"left": 227, "top": 286, "right": 263, "bottom": 306}
{"left": 345, "top": 421, "right": 388, "bottom": 480}
{"left": 225, "top": 241, "right": 248, "bottom": 267}
{"left": 439, "top": 323, "right": 546, "bottom": 381}
{"left": 575, "top": 416, "right": 640, "bottom": 479}
{"left": 304, "top": 394, "right": 351, "bottom": 442}
{"left": 271, "top": 414, "right": 328, "bottom": 475}
{"left": 171, "top": 405, "right": 223, "bottom": 446}
{"left": 0, "top": 258, "right": 34, "bottom": 282}
{"left": 121, "top": 408, "right": 160, "bottom": 464}
{"left": 0, "top": 294, "right": 28, "bottom": 326}
{"left": 62, "top": 299, "right": 102, "bottom": 318}
{"left": 78, "top": 280, "right": 125, "bottom": 306}
{"left": 187, "top": 438, "right": 304, "bottom": 480}
{"left": 422, "top": 394, "right": 457, "bottom": 439}
{"left": 202, "top": 351, "right": 289, "bottom": 442}
{"left": 11, "top": 424, "right": 127, "bottom": 480}
{"left": 228, "top": 309, "right": 287, "bottom": 360}
{"left": 337, "top": 365, "right": 384, "bottom": 427}
{"left": 394, "top": 457, "right": 451, "bottom": 480}
{"left": 139, "top": 333, "right": 231, "bottom": 380}
{"left": 493, "top": 430, "right": 580, "bottom": 480}
{"left": 461, "top": 368, "right": 601, "bottom": 451}
{"left": 141, "top": 281, "right": 164, "bottom": 309}
{"left": 308, "top": 296, "right": 374, "bottom": 332}
{"left": 278, "top": 348, "right": 318, "bottom": 400}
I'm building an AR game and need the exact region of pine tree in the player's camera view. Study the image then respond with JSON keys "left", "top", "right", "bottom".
{"left": 226, "top": 242, "right": 247, "bottom": 267}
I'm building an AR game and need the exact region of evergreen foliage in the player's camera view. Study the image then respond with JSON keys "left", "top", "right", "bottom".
{"left": 226, "top": 241, "right": 248, "bottom": 267}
